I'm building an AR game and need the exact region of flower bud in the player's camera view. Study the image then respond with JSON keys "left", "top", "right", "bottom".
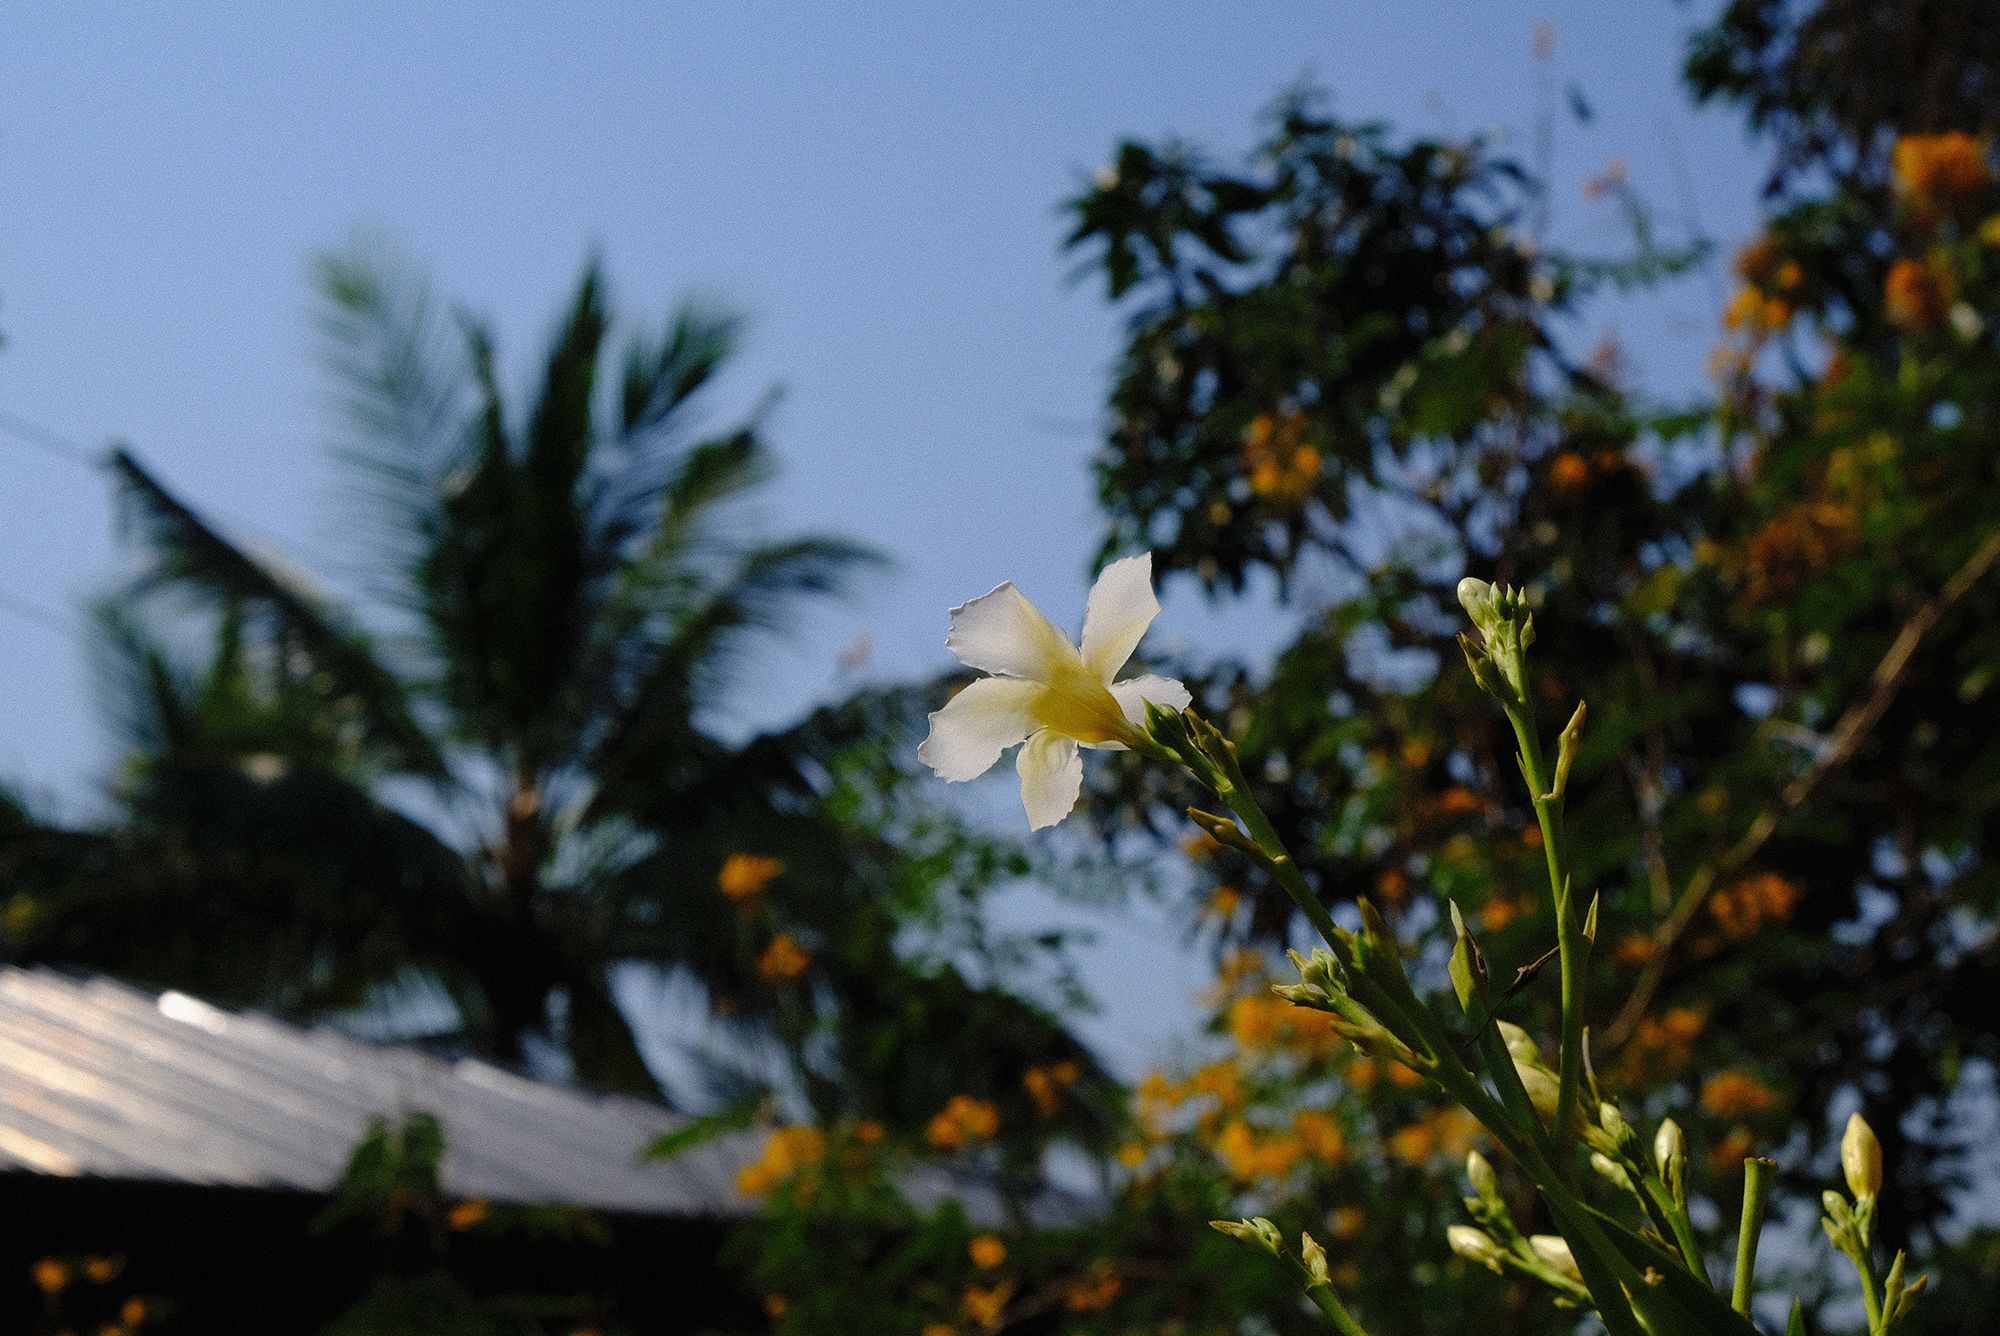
{"left": 1466, "top": 1150, "right": 1499, "bottom": 1202}
{"left": 1448, "top": 1225, "right": 1509, "bottom": 1274}
{"left": 1300, "top": 1231, "right": 1329, "bottom": 1286}
{"left": 1270, "top": 982, "right": 1330, "bottom": 1008}
{"left": 1842, "top": 1112, "right": 1883, "bottom": 1201}
{"left": 1288, "top": 946, "right": 1343, "bottom": 996}
{"left": 1457, "top": 577, "right": 1498, "bottom": 623}
{"left": 1599, "top": 1102, "right": 1634, "bottom": 1151}
{"left": 1498, "top": 1021, "right": 1549, "bottom": 1070}
{"left": 1590, "top": 1151, "right": 1636, "bottom": 1195}
{"left": 1529, "top": 1234, "right": 1584, "bottom": 1285}
{"left": 1516, "top": 1062, "right": 1561, "bottom": 1129}
{"left": 1654, "top": 1118, "right": 1684, "bottom": 1175}
{"left": 1210, "top": 1217, "right": 1283, "bottom": 1258}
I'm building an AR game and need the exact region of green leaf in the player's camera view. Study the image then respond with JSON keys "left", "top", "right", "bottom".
{"left": 647, "top": 1096, "right": 764, "bottom": 1161}
{"left": 1587, "top": 1207, "right": 1762, "bottom": 1336}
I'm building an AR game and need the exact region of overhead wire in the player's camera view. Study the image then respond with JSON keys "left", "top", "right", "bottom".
{"left": 0, "top": 402, "right": 351, "bottom": 630}
{"left": 0, "top": 405, "right": 100, "bottom": 468}
{"left": 0, "top": 408, "right": 100, "bottom": 641}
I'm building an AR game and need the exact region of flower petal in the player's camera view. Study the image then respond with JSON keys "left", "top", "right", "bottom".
{"left": 1017, "top": 727, "right": 1083, "bottom": 830}
{"left": 945, "top": 581, "right": 1081, "bottom": 680}
{"left": 1079, "top": 553, "right": 1161, "bottom": 683}
{"left": 917, "top": 677, "right": 1042, "bottom": 782}
{"left": 1110, "top": 674, "right": 1192, "bottom": 729}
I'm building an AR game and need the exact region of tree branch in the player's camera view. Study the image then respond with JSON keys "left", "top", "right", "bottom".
{"left": 1605, "top": 525, "right": 2000, "bottom": 1046}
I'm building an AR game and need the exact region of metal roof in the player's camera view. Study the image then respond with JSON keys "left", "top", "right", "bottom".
{"left": 0, "top": 966, "right": 758, "bottom": 1216}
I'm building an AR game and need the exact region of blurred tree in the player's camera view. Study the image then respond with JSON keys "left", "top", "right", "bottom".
{"left": 1685, "top": 0, "right": 2000, "bottom": 194}
{"left": 664, "top": 25, "right": 2000, "bottom": 1336}
{"left": 1045, "top": 58, "right": 2000, "bottom": 1322}
{"left": 4, "top": 244, "right": 1114, "bottom": 1141}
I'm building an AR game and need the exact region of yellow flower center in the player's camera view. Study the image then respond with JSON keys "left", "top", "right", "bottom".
{"left": 1030, "top": 660, "right": 1132, "bottom": 746}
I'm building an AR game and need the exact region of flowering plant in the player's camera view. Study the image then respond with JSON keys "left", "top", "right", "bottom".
{"left": 924, "top": 561, "right": 1927, "bottom": 1336}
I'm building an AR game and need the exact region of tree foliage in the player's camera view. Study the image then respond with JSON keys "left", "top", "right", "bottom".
{"left": 731, "top": 21, "right": 2000, "bottom": 1332}
{"left": 3, "top": 246, "right": 1116, "bottom": 1159}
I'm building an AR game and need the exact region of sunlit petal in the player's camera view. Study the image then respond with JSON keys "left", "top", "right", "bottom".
{"left": 1110, "top": 674, "right": 1192, "bottom": 728}
{"left": 946, "top": 581, "right": 1081, "bottom": 679}
{"left": 1079, "top": 553, "right": 1162, "bottom": 683}
{"left": 1017, "top": 727, "right": 1083, "bottom": 830}
{"left": 917, "top": 677, "right": 1042, "bottom": 782}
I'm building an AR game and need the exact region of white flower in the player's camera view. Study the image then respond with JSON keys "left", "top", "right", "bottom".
{"left": 918, "top": 553, "right": 1190, "bottom": 829}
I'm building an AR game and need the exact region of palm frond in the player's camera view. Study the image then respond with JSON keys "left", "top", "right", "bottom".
{"left": 564, "top": 968, "right": 664, "bottom": 1097}
{"left": 589, "top": 326, "right": 765, "bottom": 573}
{"left": 620, "top": 297, "right": 742, "bottom": 438}
{"left": 108, "top": 448, "right": 447, "bottom": 779}
{"left": 313, "top": 236, "right": 473, "bottom": 588}
{"left": 87, "top": 594, "right": 193, "bottom": 759}
{"left": 584, "top": 535, "right": 885, "bottom": 812}
{"left": 524, "top": 259, "right": 606, "bottom": 503}
{"left": 21, "top": 762, "right": 475, "bottom": 1017}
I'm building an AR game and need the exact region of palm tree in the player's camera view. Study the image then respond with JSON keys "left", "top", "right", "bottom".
{"left": 40, "top": 241, "right": 896, "bottom": 1095}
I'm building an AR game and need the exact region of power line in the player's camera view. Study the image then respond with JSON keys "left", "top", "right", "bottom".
{"left": 0, "top": 409, "right": 92, "bottom": 644}
{"left": 0, "top": 402, "right": 353, "bottom": 622}
{"left": 0, "top": 586, "right": 78, "bottom": 643}
{"left": 0, "top": 407, "right": 101, "bottom": 469}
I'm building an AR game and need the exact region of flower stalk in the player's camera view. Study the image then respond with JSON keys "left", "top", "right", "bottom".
{"left": 1733, "top": 1157, "right": 1776, "bottom": 1315}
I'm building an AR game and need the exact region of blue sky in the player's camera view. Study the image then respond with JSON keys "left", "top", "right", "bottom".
{"left": 0, "top": 2, "right": 1768, "bottom": 1073}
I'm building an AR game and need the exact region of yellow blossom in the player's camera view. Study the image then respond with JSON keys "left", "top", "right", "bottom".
{"left": 927, "top": 1094, "right": 1001, "bottom": 1148}
{"left": 961, "top": 1281, "right": 1014, "bottom": 1329}
{"left": 756, "top": 933, "right": 812, "bottom": 981}
{"left": 735, "top": 1125, "right": 827, "bottom": 1197}
{"left": 717, "top": 852, "right": 785, "bottom": 902}
{"left": 1886, "top": 257, "right": 1952, "bottom": 330}
{"left": 1181, "top": 830, "right": 1225, "bottom": 860}
{"left": 1064, "top": 1267, "right": 1123, "bottom": 1311}
{"left": 1214, "top": 1120, "right": 1304, "bottom": 1181}
{"left": 1711, "top": 872, "right": 1800, "bottom": 938}
{"left": 1708, "top": 1128, "right": 1756, "bottom": 1176}
{"left": 1293, "top": 1109, "right": 1346, "bottom": 1163}
{"left": 1701, "top": 1070, "right": 1779, "bottom": 1118}
{"left": 1242, "top": 410, "right": 1321, "bottom": 504}
{"left": 446, "top": 1199, "right": 491, "bottom": 1231}
{"left": 1550, "top": 452, "right": 1590, "bottom": 489}
{"left": 1892, "top": 131, "right": 1988, "bottom": 200}
{"left": 1388, "top": 1121, "right": 1437, "bottom": 1164}
{"left": 968, "top": 1234, "right": 1007, "bottom": 1270}
{"left": 1614, "top": 932, "right": 1658, "bottom": 964}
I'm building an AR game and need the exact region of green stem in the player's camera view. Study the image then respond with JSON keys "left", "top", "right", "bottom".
{"left": 1181, "top": 709, "right": 1645, "bottom": 1331}
{"left": 1643, "top": 1175, "right": 1711, "bottom": 1287}
{"left": 1856, "top": 1249, "right": 1884, "bottom": 1334}
{"left": 1503, "top": 698, "right": 1588, "bottom": 1186}
{"left": 1732, "top": 1157, "right": 1775, "bottom": 1315}
{"left": 1664, "top": 1197, "right": 1710, "bottom": 1289}
{"left": 1474, "top": 1020, "right": 1558, "bottom": 1157}
{"left": 1199, "top": 742, "right": 1345, "bottom": 952}
{"left": 1304, "top": 1279, "right": 1371, "bottom": 1336}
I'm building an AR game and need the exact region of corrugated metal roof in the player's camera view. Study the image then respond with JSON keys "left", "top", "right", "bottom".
{"left": 0, "top": 966, "right": 758, "bottom": 1217}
